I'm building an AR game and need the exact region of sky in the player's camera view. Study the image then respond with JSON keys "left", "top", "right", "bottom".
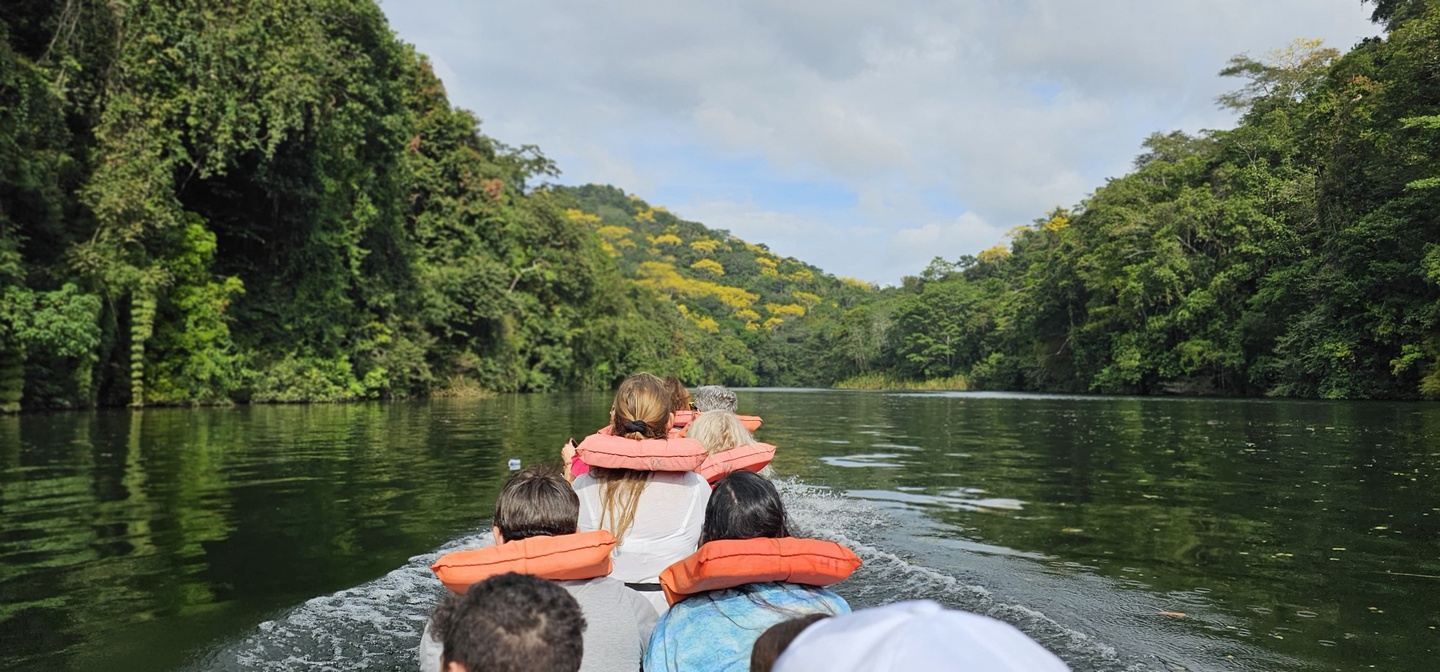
{"left": 380, "top": 1, "right": 1379, "bottom": 285}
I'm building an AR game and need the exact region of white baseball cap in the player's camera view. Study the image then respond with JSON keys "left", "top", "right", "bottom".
{"left": 773, "top": 600, "right": 1071, "bottom": 672}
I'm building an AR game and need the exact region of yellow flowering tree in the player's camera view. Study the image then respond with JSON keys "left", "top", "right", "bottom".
{"left": 691, "top": 259, "right": 725, "bottom": 276}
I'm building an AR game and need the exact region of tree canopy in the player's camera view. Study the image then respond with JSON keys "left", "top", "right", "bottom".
{"left": 830, "top": 9, "right": 1440, "bottom": 399}
{"left": 3, "top": 0, "right": 1436, "bottom": 409}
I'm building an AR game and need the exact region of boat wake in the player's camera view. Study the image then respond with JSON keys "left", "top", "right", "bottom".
{"left": 190, "top": 478, "right": 1284, "bottom": 672}
{"left": 187, "top": 532, "right": 482, "bottom": 671}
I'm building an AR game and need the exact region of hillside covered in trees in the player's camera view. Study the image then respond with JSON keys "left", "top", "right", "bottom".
{"left": 846, "top": 2, "right": 1440, "bottom": 399}
{"left": 0, "top": 0, "right": 878, "bottom": 411}
{"left": 2, "top": 0, "right": 1438, "bottom": 410}
{"left": 558, "top": 185, "right": 877, "bottom": 387}
{"left": 0, "top": 0, "right": 776, "bottom": 411}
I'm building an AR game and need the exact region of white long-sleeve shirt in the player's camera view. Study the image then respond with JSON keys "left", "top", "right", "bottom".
{"left": 574, "top": 471, "right": 710, "bottom": 611}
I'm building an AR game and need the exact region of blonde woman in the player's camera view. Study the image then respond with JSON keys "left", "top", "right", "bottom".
{"left": 687, "top": 411, "right": 777, "bottom": 483}
{"left": 571, "top": 373, "right": 711, "bottom": 613}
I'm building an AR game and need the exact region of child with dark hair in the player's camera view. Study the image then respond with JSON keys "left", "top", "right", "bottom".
{"left": 431, "top": 572, "right": 585, "bottom": 672}
{"left": 749, "top": 614, "right": 829, "bottom": 672}
{"left": 420, "top": 467, "right": 655, "bottom": 672}
{"left": 643, "top": 472, "right": 854, "bottom": 672}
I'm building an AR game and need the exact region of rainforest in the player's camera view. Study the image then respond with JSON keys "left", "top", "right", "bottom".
{"left": 2, "top": 0, "right": 1438, "bottom": 411}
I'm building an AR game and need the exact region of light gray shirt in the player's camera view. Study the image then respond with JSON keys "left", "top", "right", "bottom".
{"left": 418, "top": 577, "right": 657, "bottom": 672}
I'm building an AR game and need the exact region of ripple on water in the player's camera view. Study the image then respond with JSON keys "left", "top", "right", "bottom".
{"left": 847, "top": 487, "right": 1025, "bottom": 514}
{"left": 820, "top": 453, "right": 904, "bottom": 468}
{"left": 870, "top": 442, "right": 923, "bottom": 451}
{"left": 775, "top": 480, "right": 1289, "bottom": 672}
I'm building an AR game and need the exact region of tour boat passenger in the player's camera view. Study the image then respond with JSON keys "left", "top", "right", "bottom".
{"left": 563, "top": 374, "right": 701, "bottom": 481}
{"left": 686, "top": 411, "right": 776, "bottom": 483}
{"left": 691, "top": 385, "right": 738, "bottom": 412}
{"left": 678, "top": 385, "right": 764, "bottom": 435}
{"left": 571, "top": 373, "right": 712, "bottom": 613}
{"left": 426, "top": 573, "right": 584, "bottom": 672}
{"left": 748, "top": 614, "right": 830, "bottom": 672}
{"left": 643, "top": 472, "right": 857, "bottom": 672}
{"left": 663, "top": 376, "right": 693, "bottom": 414}
{"left": 420, "top": 467, "right": 655, "bottom": 672}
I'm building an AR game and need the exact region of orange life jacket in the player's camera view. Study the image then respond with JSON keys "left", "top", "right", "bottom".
{"left": 669, "top": 410, "right": 763, "bottom": 432}
{"left": 430, "top": 530, "right": 616, "bottom": 594}
{"left": 659, "top": 537, "right": 862, "bottom": 605}
{"left": 695, "top": 443, "right": 777, "bottom": 484}
{"left": 576, "top": 433, "right": 708, "bottom": 472}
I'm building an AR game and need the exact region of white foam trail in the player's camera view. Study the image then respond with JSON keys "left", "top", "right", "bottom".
{"left": 190, "top": 532, "right": 489, "bottom": 671}
{"left": 774, "top": 479, "right": 1147, "bottom": 672}
{"left": 195, "top": 478, "right": 1280, "bottom": 672}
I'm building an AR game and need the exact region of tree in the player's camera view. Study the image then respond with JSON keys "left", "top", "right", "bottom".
{"left": 1217, "top": 38, "right": 1339, "bottom": 112}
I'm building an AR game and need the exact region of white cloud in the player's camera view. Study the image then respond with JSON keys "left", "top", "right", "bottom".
{"left": 888, "top": 212, "right": 1008, "bottom": 272}
{"left": 380, "top": 0, "right": 1379, "bottom": 284}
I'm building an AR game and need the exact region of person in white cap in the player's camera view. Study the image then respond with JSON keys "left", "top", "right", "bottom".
{"left": 767, "top": 600, "right": 1071, "bottom": 672}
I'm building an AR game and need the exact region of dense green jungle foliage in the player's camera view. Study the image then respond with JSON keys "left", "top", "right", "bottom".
{"left": 2, "top": 0, "right": 1437, "bottom": 409}
{"left": 0, "top": 0, "right": 775, "bottom": 411}
{"left": 851, "top": 2, "right": 1440, "bottom": 399}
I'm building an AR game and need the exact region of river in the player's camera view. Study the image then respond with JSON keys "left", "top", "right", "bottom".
{"left": 1, "top": 391, "right": 1436, "bottom": 671}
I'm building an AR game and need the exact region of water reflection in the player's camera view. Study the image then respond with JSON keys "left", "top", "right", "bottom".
{"left": 0, "top": 397, "right": 607, "bottom": 672}
{"left": 753, "top": 391, "right": 1440, "bottom": 671}
{"left": 2, "top": 392, "right": 1438, "bottom": 671}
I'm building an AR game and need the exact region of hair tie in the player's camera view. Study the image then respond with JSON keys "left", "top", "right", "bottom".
{"left": 621, "top": 419, "right": 650, "bottom": 434}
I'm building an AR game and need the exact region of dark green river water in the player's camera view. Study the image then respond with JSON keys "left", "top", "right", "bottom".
{"left": 1, "top": 391, "right": 1437, "bottom": 671}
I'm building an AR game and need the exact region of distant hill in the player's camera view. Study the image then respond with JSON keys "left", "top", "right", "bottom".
{"left": 557, "top": 185, "right": 878, "bottom": 386}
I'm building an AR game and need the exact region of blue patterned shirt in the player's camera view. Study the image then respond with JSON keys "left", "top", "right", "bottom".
{"left": 643, "top": 582, "right": 850, "bottom": 672}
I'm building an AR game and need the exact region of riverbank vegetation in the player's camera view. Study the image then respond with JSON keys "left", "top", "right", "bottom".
{"left": 833, "top": 374, "right": 969, "bottom": 392}
{"left": 0, "top": 0, "right": 792, "bottom": 411}
{"left": 2, "top": 0, "right": 1437, "bottom": 410}
{"left": 837, "top": 3, "right": 1440, "bottom": 399}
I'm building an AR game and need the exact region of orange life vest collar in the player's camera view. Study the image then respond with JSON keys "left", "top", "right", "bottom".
{"left": 430, "top": 530, "right": 616, "bottom": 594}
{"left": 669, "top": 410, "right": 764, "bottom": 433}
{"left": 696, "top": 443, "right": 777, "bottom": 484}
{"left": 659, "top": 537, "right": 862, "bottom": 605}
{"left": 577, "top": 433, "right": 708, "bottom": 472}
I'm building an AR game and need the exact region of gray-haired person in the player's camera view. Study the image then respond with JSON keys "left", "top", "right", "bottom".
{"left": 692, "top": 385, "right": 738, "bottom": 412}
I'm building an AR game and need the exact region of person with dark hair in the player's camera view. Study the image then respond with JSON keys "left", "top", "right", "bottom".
{"left": 643, "top": 472, "right": 857, "bottom": 672}
{"left": 430, "top": 572, "right": 585, "bottom": 672}
{"left": 696, "top": 470, "right": 790, "bottom": 545}
{"left": 662, "top": 376, "right": 693, "bottom": 412}
{"left": 749, "top": 614, "right": 829, "bottom": 672}
{"left": 420, "top": 467, "right": 656, "bottom": 672}
{"left": 492, "top": 464, "right": 586, "bottom": 539}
